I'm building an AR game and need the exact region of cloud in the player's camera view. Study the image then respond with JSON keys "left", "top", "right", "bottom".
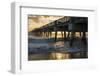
{"left": 28, "top": 16, "right": 63, "bottom": 32}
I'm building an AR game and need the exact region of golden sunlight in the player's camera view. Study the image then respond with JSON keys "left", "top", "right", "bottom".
{"left": 28, "top": 15, "right": 63, "bottom": 32}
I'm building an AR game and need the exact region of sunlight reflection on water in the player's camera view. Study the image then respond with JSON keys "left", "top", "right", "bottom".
{"left": 50, "top": 52, "right": 70, "bottom": 60}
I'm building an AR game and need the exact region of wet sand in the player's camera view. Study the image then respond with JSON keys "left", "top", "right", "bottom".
{"left": 28, "top": 51, "right": 88, "bottom": 61}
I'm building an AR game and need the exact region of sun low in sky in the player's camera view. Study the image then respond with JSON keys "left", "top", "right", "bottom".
{"left": 28, "top": 15, "right": 64, "bottom": 32}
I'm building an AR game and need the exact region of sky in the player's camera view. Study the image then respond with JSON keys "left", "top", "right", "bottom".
{"left": 28, "top": 15, "right": 63, "bottom": 32}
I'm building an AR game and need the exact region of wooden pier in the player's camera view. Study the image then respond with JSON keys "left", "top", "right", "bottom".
{"left": 31, "top": 16, "right": 88, "bottom": 47}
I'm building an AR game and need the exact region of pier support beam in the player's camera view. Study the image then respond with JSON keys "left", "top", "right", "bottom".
{"left": 64, "top": 31, "right": 66, "bottom": 41}
{"left": 69, "top": 32, "right": 75, "bottom": 47}
{"left": 80, "top": 32, "right": 82, "bottom": 37}
{"left": 55, "top": 31, "right": 57, "bottom": 42}
{"left": 61, "top": 31, "right": 64, "bottom": 39}
{"left": 82, "top": 32, "right": 87, "bottom": 45}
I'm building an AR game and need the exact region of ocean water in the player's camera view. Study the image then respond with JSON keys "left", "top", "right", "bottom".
{"left": 28, "top": 32, "right": 88, "bottom": 60}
